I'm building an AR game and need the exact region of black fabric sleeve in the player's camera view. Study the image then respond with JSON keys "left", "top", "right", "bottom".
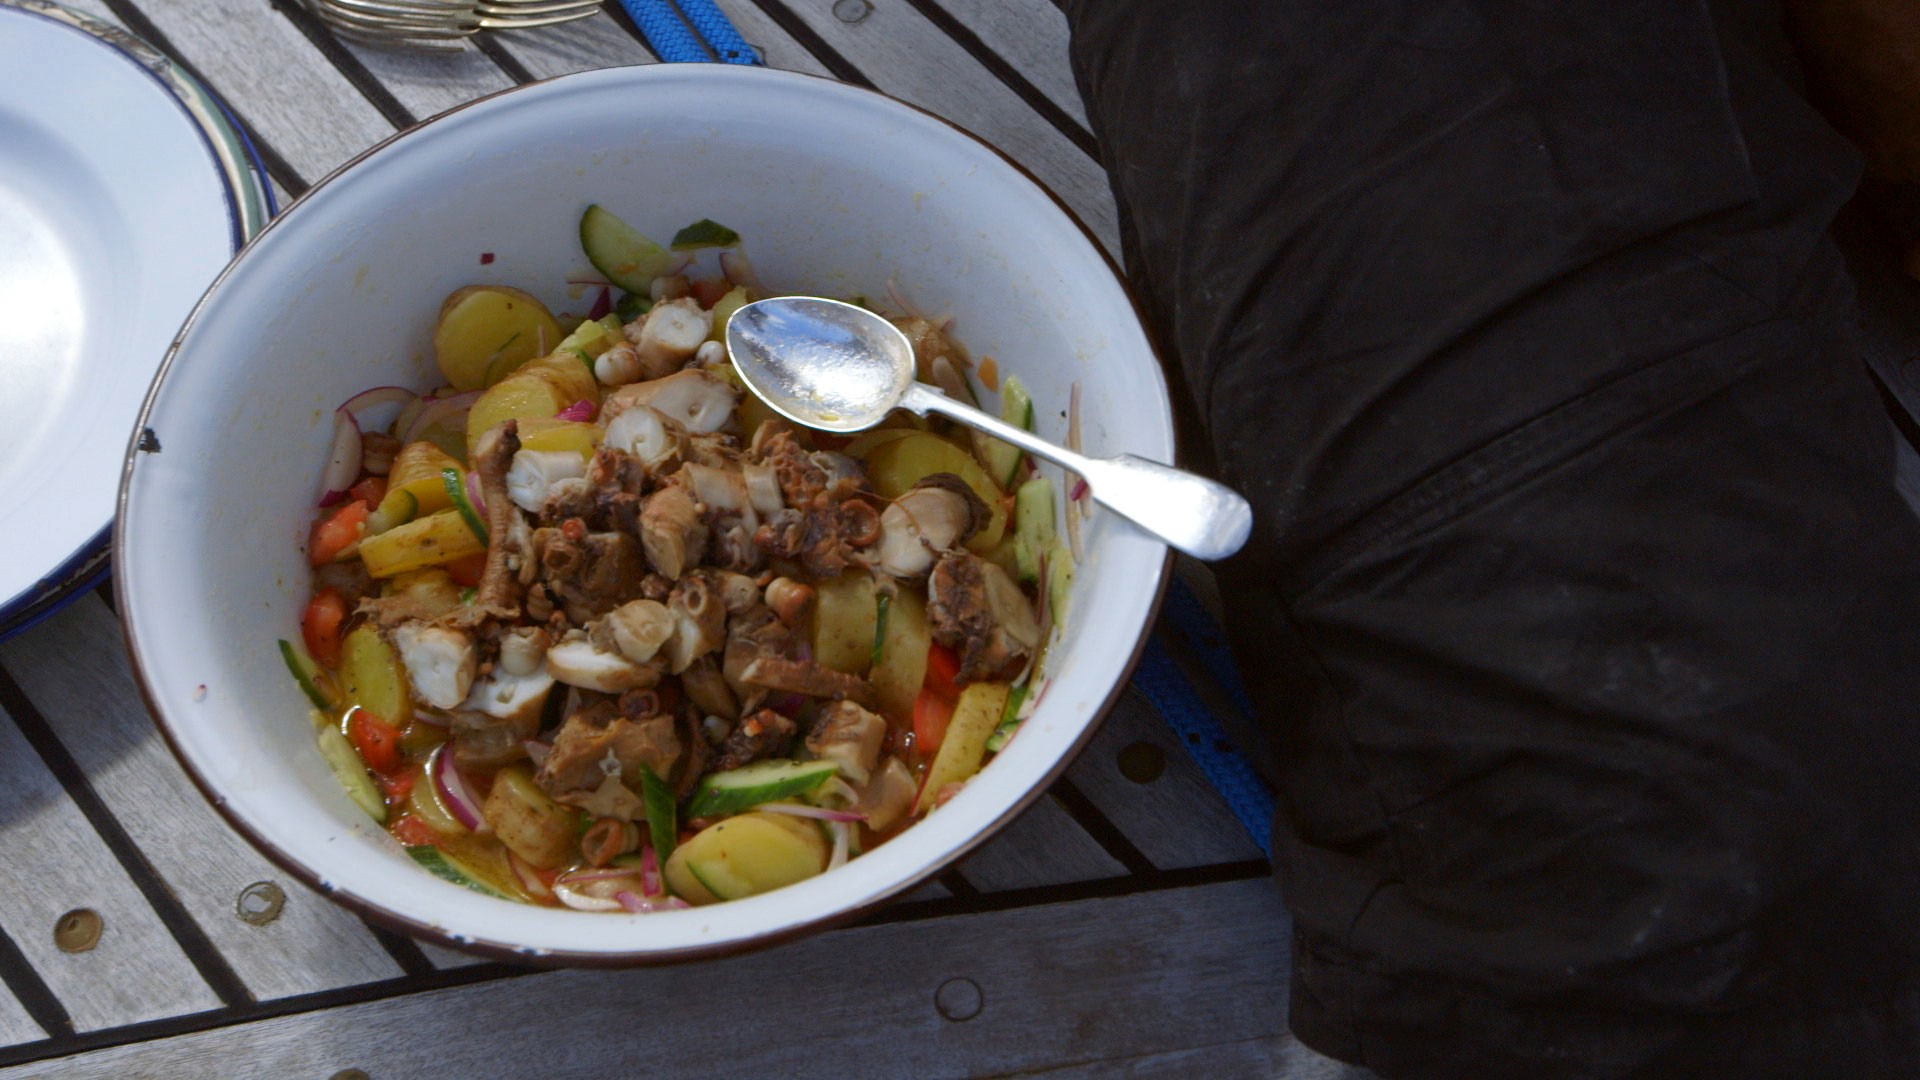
{"left": 1064, "top": 1, "right": 1920, "bottom": 1075}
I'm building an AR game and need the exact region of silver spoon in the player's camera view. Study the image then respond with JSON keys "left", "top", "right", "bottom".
{"left": 725, "top": 296, "right": 1252, "bottom": 561}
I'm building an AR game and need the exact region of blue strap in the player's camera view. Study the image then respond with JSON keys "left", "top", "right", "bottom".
{"left": 617, "top": 0, "right": 710, "bottom": 62}
{"left": 618, "top": 0, "right": 760, "bottom": 65}
{"left": 674, "top": 0, "right": 761, "bottom": 64}
{"left": 1130, "top": 630, "right": 1276, "bottom": 858}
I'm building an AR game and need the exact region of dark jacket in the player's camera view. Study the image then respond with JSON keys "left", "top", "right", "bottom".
{"left": 1065, "top": 1, "right": 1920, "bottom": 1074}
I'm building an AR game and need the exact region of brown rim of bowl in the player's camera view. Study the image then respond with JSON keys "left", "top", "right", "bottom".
{"left": 113, "top": 63, "right": 1184, "bottom": 966}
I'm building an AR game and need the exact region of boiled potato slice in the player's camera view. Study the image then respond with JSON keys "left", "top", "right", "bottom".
{"left": 465, "top": 372, "right": 568, "bottom": 456}
{"left": 664, "top": 811, "right": 829, "bottom": 905}
{"left": 340, "top": 624, "right": 410, "bottom": 726}
{"left": 870, "top": 587, "right": 931, "bottom": 722}
{"left": 358, "top": 508, "right": 486, "bottom": 578}
{"left": 516, "top": 417, "right": 600, "bottom": 458}
{"left": 484, "top": 765, "right": 577, "bottom": 869}
{"left": 810, "top": 571, "right": 878, "bottom": 675}
{"left": 434, "top": 285, "right": 563, "bottom": 391}
{"left": 915, "top": 681, "right": 1011, "bottom": 815}
{"left": 861, "top": 432, "right": 1007, "bottom": 553}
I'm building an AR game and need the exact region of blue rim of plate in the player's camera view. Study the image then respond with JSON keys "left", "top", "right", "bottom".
{"left": 0, "top": 0, "right": 276, "bottom": 642}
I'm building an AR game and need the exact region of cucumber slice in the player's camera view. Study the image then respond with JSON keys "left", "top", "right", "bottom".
{"left": 1012, "top": 476, "right": 1056, "bottom": 585}
{"left": 406, "top": 845, "right": 509, "bottom": 899}
{"left": 1046, "top": 536, "right": 1073, "bottom": 624}
{"left": 870, "top": 591, "right": 891, "bottom": 669}
{"left": 315, "top": 720, "right": 386, "bottom": 824}
{"left": 669, "top": 217, "right": 740, "bottom": 250}
{"left": 614, "top": 291, "right": 650, "bottom": 323}
{"left": 579, "top": 204, "right": 678, "bottom": 293}
{"left": 985, "top": 682, "right": 1030, "bottom": 753}
{"left": 280, "top": 639, "right": 335, "bottom": 710}
{"left": 641, "top": 768, "right": 677, "bottom": 865}
{"left": 974, "top": 375, "right": 1033, "bottom": 488}
{"left": 365, "top": 488, "right": 418, "bottom": 537}
{"left": 441, "top": 468, "right": 488, "bottom": 543}
{"left": 686, "top": 758, "right": 840, "bottom": 819}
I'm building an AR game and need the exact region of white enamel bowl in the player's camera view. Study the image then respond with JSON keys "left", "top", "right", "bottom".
{"left": 118, "top": 64, "right": 1172, "bottom": 962}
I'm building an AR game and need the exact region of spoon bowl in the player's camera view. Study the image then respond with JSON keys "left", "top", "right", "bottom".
{"left": 726, "top": 296, "right": 1255, "bottom": 561}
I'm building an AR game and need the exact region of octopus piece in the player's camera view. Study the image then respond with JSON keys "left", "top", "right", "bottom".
{"left": 545, "top": 630, "right": 663, "bottom": 693}
{"left": 739, "top": 655, "right": 876, "bottom": 708}
{"left": 721, "top": 604, "right": 794, "bottom": 696}
{"left": 755, "top": 499, "right": 881, "bottom": 580}
{"left": 625, "top": 298, "right": 709, "bottom": 380}
{"left": 535, "top": 525, "right": 646, "bottom": 624}
{"left": 467, "top": 421, "right": 528, "bottom": 617}
{"left": 390, "top": 622, "right": 476, "bottom": 710}
{"left": 805, "top": 700, "right": 887, "bottom": 785}
{"left": 602, "top": 405, "right": 683, "bottom": 476}
{"left": 535, "top": 693, "right": 683, "bottom": 805}
{"left": 638, "top": 484, "right": 707, "bottom": 580}
{"left": 662, "top": 571, "right": 727, "bottom": 674}
{"left": 450, "top": 658, "right": 554, "bottom": 770}
{"left": 506, "top": 449, "right": 588, "bottom": 514}
{"left": 741, "top": 460, "right": 784, "bottom": 517}
{"left": 757, "top": 428, "right": 831, "bottom": 507}
{"left": 764, "top": 577, "right": 815, "bottom": 628}
{"left": 604, "top": 369, "right": 738, "bottom": 435}
{"left": 926, "top": 551, "right": 1042, "bottom": 683}
{"left": 873, "top": 474, "right": 987, "bottom": 579}
{"left": 680, "top": 655, "right": 740, "bottom": 721}
{"left": 711, "top": 708, "right": 797, "bottom": 773}
{"left": 601, "top": 599, "right": 673, "bottom": 665}
{"left": 856, "top": 757, "right": 918, "bottom": 833}
{"left": 680, "top": 462, "right": 759, "bottom": 533}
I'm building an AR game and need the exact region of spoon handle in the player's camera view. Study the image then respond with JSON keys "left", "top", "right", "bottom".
{"left": 898, "top": 384, "right": 1253, "bottom": 561}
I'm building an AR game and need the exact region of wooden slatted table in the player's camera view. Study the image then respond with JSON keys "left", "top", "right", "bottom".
{"left": 0, "top": 2, "right": 1368, "bottom": 1074}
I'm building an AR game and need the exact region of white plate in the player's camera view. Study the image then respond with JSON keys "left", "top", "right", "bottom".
{"left": 0, "top": 2, "right": 250, "bottom": 637}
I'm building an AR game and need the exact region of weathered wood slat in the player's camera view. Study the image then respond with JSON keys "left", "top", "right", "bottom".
{"left": 331, "top": 35, "right": 515, "bottom": 123}
{"left": 697, "top": 2, "right": 836, "bottom": 76}
{"left": 2, "top": 878, "right": 1289, "bottom": 1079}
{"left": 1065, "top": 690, "right": 1265, "bottom": 869}
{"left": 119, "top": 0, "right": 397, "bottom": 182}
{"left": 951, "top": 790, "right": 1126, "bottom": 892}
{"left": 486, "top": 14, "right": 659, "bottom": 80}
{"left": 0, "top": 599, "right": 407, "bottom": 1000}
{"left": 415, "top": 941, "right": 491, "bottom": 970}
{"left": 0, "top": 707, "right": 221, "bottom": 1031}
{"left": 713, "top": 0, "right": 1118, "bottom": 252}
{"left": 0, "top": 993, "right": 44, "bottom": 1054}
{"left": 927, "top": 0, "right": 1087, "bottom": 127}
{"left": 1011, "top": 1035, "right": 1375, "bottom": 1079}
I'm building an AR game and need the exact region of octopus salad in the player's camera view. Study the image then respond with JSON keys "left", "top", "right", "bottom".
{"left": 283, "top": 208, "right": 1074, "bottom": 910}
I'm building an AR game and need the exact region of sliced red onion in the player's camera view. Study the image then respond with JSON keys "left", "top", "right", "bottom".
{"left": 639, "top": 844, "right": 662, "bottom": 897}
{"left": 555, "top": 866, "right": 646, "bottom": 885}
{"left": 553, "top": 881, "right": 622, "bottom": 912}
{"left": 758, "top": 802, "right": 867, "bottom": 823}
{"left": 586, "top": 285, "right": 611, "bottom": 321}
{"left": 827, "top": 819, "right": 851, "bottom": 871}
{"left": 553, "top": 400, "right": 595, "bottom": 423}
{"left": 884, "top": 276, "right": 925, "bottom": 320}
{"left": 508, "top": 850, "right": 553, "bottom": 901}
{"left": 523, "top": 739, "right": 551, "bottom": 768}
{"left": 1068, "top": 477, "right": 1089, "bottom": 502}
{"left": 1065, "top": 381, "right": 1085, "bottom": 561}
{"left": 401, "top": 390, "right": 481, "bottom": 446}
{"left": 464, "top": 469, "right": 486, "bottom": 515}
{"left": 338, "top": 385, "right": 417, "bottom": 430}
{"left": 718, "top": 250, "right": 763, "bottom": 292}
{"left": 318, "top": 410, "right": 362, "bottom": 506}
{"left": 430, "top": 745, "right": 485, "bottom": 832}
